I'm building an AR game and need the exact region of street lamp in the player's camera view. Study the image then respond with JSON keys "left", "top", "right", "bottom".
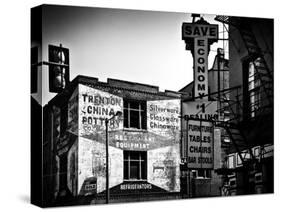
{"left": 105, "top": 111, "right": 122, "bottom": 204}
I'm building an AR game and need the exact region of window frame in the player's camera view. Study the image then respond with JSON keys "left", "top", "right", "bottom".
{"left": 123, "top": 99, "right": 147, "bottom": 130}
{"left": 243, "top": 57, "right": 262, "bottom": 119}
{"left": 191, "top": 169, "right": 212, "bottom": 179}
{"left": 123, "top": 151, "right": 147, "bottom": 181}
{"left": 248, "top": 59, "right": 261, "bottom": 118}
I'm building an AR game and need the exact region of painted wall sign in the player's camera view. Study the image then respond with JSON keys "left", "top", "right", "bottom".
{"left": 185, "top": 120, "right": 214, "bottom": 169}
{"left": 146, "top": 99, "right": 181, "bottom": 191}
{"left": 75, "top": 87, "right": 182, "bottom": 194}
{"left": 147, "top": 145, "right": 181, "bottom": 192}
{"left": 147, "top": 99, "right": 181, "bottom": 137}
{"left": 182, "top": 21, "right": 218, "bottom": 99}
{"left": 79, "top": 177, "right": 97, "bottom": 196}
{"left": 108, "top": 131, "right": 178, "bottom": 151}
{"left": 109, "top": 181, "right": 167, "bottom": 194}
{"left": 78, "top": 84, "right": 123, "bottom": 136}
{"left": 120, "top": 183, "right": 152, "bottom": 190}
{"left": 78, "top": 137, "right": 123, "bottom": 194}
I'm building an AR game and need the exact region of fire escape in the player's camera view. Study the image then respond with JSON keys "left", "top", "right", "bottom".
{"left": 212, "top": 16, "right": 273, "bottom": 195}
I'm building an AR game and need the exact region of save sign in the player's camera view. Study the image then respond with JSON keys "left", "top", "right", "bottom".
{"left": 182, "top": 22, "right": 218, "bottom": 99}
{"left": 182, "top": 24, "right": 218, "bottom": 39}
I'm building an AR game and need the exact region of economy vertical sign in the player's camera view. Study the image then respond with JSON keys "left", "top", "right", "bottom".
{"left": 194, "top": 38, "right": 208, "bottom": 99}
{"left": 182, "top": 21, "right": 218, "bottom": 99}
{"left": 181, "top": 18, "right": 218, "bottom": 169}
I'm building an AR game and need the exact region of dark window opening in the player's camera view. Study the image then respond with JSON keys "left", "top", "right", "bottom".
{"left": 243, "top": 57, "right": 262, "bottom": 119}
{"left": 229, "top": 179, "right": 236, "bottom": 186}
{"left": 196, "top": 169, "right": 211, "bottom": 178}
{"left": 124, "top": 151, "right": 147, "bottom": 180}
{"left": 248, "top": 59, "right": 261, "bottom": 118}
{"left": 124, "top": 100, "right": 146, "bottom": 129}
{"left": 60, "top": 105, "right": 68, "bottom": 134}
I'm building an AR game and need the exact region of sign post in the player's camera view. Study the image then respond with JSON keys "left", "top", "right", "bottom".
{"left": 181, "top": 16, "right": 219, "bottom": 197}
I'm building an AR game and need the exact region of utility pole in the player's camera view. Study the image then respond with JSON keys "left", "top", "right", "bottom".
{"left": 105, "top": 111, "right": 122, "bottom": 204}
{"left": 105, "top": 118, "right": 109, "bottom": 204}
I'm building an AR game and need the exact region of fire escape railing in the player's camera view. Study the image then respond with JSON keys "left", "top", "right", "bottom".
{"left": 212, "top": 15, "right": 273, "bottom": 177}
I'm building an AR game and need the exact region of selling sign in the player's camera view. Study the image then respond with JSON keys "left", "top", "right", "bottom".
{"left": 185, "top": 120, "right": 214, "bottom": 169}
{"left": 182, "top": 100, "right": 219, "bottom": 121}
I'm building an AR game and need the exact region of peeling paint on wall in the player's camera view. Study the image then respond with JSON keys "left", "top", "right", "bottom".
{"left": 78, "top": 84, "right": 123, "bottom": 136}
{"left": 67, "top": 139, "right": 78, "bottom": 196}
{"left": 148, "top": 145, "right": 180, "bottom": 192}
{"left": 147, "top": 99, "right": 181, "bottom": 138}
{"left": 73, "top": 85, "right": 182, "bottom": 195}
{"left": 68, "top": 87, "right": 78, "bottom": 134}
{"left": 78, "top": 137, "right": 123, "bottom": 194}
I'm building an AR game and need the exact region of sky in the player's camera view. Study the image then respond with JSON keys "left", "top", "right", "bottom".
{"left": 36, "top": 5, "right": 228, "bottom": 105}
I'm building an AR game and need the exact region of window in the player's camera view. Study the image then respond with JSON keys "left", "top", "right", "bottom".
{"left": 124, "top": 151, "right": 147, "bottom": 180}
{"left": 248, "top": 58, "right": 261, "bottom": 118}
{"left": 236, "top": 151, "right": 250, "bottom": 167}
{"left": 196, "top": 169, "right": 211, "bottom": 178}
{"left": 191, "top": 169, "right": 211, "bottom": 179}
{"left": 124, "top": 100, "right": 146, "bottom": 129}
{"left": 227, "top": 154, "right": 235, "bottom": 169}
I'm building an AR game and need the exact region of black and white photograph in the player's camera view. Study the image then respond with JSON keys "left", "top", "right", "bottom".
{"left": 2, "top": 1, "right": 281, "bottom": 211}
{"left": 30, "top": 4, "right": 274, "bottom": 208}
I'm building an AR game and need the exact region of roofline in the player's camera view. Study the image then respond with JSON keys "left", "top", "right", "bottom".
{"left": 47, "top": 75, "right": 182, "bottom": 106}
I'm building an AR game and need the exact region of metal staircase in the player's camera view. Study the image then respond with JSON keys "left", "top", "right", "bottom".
{"left": 214, "top": 87, "right": 255, "bottom": 166}
{"left": 212, "top": 15, "right": 273, "bottom": 194}
{"left": 239, "top": 28, "right": 273, "bottom": 108}
{"left": 213, "top": 86, "right": 262, "bottom": 195}
{"left": 215, "top": 16, "right": 273, "bottom": 107}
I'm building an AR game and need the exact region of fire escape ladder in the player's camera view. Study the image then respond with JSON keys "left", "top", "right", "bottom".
{"left": 215, "top": 15, "right": 273, "bottom": 107}
{"left": 239, "top": 26, "right": 273, "bottom": 107}
{"left": 214, "top": 16, "right": 272, "bottom": 192}
{"left": 224, "top": 123, "right": 255, "bottom": 165}
{"left": 214, "top": 87, "right": 256, "bottom": 169}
